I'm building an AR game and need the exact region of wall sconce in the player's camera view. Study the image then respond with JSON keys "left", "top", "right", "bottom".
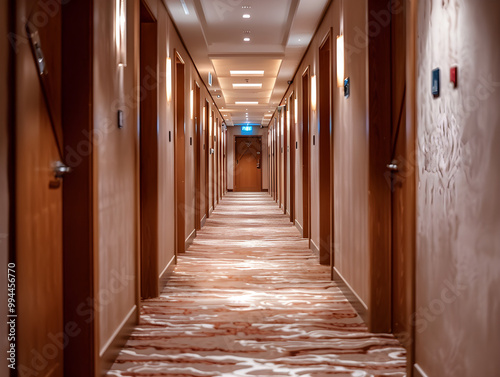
{"left": 294, "top": 98, "right": 298, "bottom": 123}
{"left": 166, "top": 57, "right": 172, "bottom": 101}
{"left": 190, "top": 89, "right": 194, "bottom": 120}
{"left": 287, "top": 104, "right": 290, "bottom": 131}
{"left": 202, "top": 104, "right": 206, "bottom": 131}
{"left": 116, "top": 0, "right": 127, "bottom": 66}
{"left": 336, "top": 35, "right": 344, "bottom": 87}
{"left": 311, "top": 75, "right": 317, "bottom": 111}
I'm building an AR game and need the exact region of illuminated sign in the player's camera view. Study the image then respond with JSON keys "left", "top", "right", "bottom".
{"left": 241, "top": 126, "right": 252, "bottom": 132}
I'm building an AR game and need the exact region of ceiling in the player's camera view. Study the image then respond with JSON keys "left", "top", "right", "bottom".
{"left": 164, "top": 0, "right": 331, "bottom": 127}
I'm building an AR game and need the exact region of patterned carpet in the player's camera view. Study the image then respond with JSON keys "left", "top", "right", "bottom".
{"left": 108, "top": 193, "right": 406, "bottom": 377}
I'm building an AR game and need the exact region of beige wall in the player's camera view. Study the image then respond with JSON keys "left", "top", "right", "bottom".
{"left": 282, "top": 0, "right": 370, "bottom": 306}
{"left": 94, "top": 0, "right": 138, "bottom": 354}
{"left": 0, "top": 0, "right": 9, "bottom": 373}
{"left": 227, "top": 126, "right": 269, "bottom": 191}
{"left": 415, "top": 0, "right": 500, "bottom": 376}
{"left": 94, "top": 0, "right": 224, "bottom": 359}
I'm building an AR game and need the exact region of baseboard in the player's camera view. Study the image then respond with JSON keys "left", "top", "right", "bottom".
{"left": 200, "top": 214, "right": 207, "bottom": 228}
{"left": 261, "top": 189, "right": 268, "bottom": 192}
{"left": 209, "top": 206, "right": 214, "bottom": 216}
{"left": 295, "top": 220, "right": 303, "bottom": 237}
{"left": 185, "top": 228, "right": 196, "bottom": 249}
{"left": 414, "top": 364, "right": 429, "bottom": 377}
{"left": 158, "top": 255, "right": 176, "bottom": 293}
{"left": 99, "top": 305, "right": 137, "bottom": 376}
{"left": 333, "top": 267, "right": 368, "bottom": 323}
{"left": 227, "top": 189, "right": 233, "bottom": 192}
{"left": 310, "top": 239, "right": 320, "bottom": 258}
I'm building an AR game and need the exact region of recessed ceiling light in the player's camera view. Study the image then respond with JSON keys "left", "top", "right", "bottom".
{"left": 235, "top": 101, "right": 259, "bottom": 105}
{"left": 242, "top": 5, "right": 251, "bottom": 9}
{"left": 243, "top": 37, "right": 250, "bottom": 42}
{"left": 230, "top": 70, "right": 264, "bottom": 76}
{"left": 232, "top": 83, "right": 262, "bottom": 89}
{"left": 243, "top": 14, "right": 251, "bottom": 19}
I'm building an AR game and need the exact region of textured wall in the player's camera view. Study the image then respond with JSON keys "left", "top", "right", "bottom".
{"left": 416, "top": 0, "right": 500, "bottom": 375}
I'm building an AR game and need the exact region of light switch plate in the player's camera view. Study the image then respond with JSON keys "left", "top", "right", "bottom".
{"left": 450, "top": 66, "right": 458, "bottom": 88}
{"left": 432, "top": 68, "right": 440, "bottom": 97}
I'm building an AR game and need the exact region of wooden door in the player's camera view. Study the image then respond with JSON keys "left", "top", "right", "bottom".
{"left": 16, "top": 1, "right": 64, "bottom": 375}
{"left": 234, "top": 136, "right": 262, "bottom": 192}
{"left": 302, "top": 68, "right": 311, "bottom": 239}
{"left": 139, "top": 2, "right": 158, "bottom": 298}
{"left": 204, "top": 102, "right": 210, "bottom": 217}
{"left": 195, "top": 83, "right": 201, "bottom": 230}
{"left": 318, "top": 33, "right": 332, "bottom": 266}
{"left": 289, "top": 94, "right": 296, "bottom": 224}
{"left": 175, "top": 52, "right": 185, "bottom": 254}
{"left": 390, "top": 0, "right": 415, "bottom": 365}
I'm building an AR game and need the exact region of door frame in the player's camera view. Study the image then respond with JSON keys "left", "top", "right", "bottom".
{"left": 233, "top": 135, "right": 263, "bottom": 192}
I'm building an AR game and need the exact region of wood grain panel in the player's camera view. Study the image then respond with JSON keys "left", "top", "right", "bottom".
{"left": 16, "top": 1, "right": 63, "bottom": 375}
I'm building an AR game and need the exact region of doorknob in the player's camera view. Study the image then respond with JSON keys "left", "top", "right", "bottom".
{"left": 53, "top": 161, "right": 72, "bottom": 178}
{"left": 386, "top": 160, "right": 399, "bottom": 172}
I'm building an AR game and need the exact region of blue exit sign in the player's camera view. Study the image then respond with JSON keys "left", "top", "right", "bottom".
{"left": 241, "top": 126, "right": 252, "bottom": 133}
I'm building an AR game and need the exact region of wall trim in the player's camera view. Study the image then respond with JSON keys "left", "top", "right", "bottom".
{"left": 99, "top": 305, "right": 137, "bottom": 375}
{"left": 200, "top": 214, "right": 207, "bottom": 228}
{"left": 414, "top": 364, "right": 429, "bottom": 377}
{"left": 209, "top": 206, "right": 214, "bottom": 216}
{"left": 333, "top": 267, "right": 368, "bottom": 323}
{"left": 185, "top": 228, "right": 196, "bottom": 249}
{"left": 295, "top": 220, "right": 303, "bottom": 237}
{"left": 158, "top": 255, "right": 176, "bottom": 292}
{"left": 310, "top": 239, "right": 320, "bottom": 259}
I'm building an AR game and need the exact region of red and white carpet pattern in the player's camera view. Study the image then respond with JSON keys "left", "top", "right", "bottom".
{"left": 108, "top": 193, "right": 406, "bottom": 376}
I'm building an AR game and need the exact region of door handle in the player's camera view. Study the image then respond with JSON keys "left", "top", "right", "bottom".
{"left": 386, "top": 160, "right": 399, "bottom": 172}
{"left": 53, "top": 161, "right": 72, "bottom": 178}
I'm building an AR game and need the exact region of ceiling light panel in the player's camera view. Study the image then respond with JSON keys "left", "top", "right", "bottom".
{"left": 232, "top": 83, "right": 263, "bottom": 88}
{"left": 230, "top": 70, "right": 264, "bottom": 76}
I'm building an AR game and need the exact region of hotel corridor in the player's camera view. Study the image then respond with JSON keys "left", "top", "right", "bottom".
{"left": 108, "top": 193, "right": 406, "bottom": 376}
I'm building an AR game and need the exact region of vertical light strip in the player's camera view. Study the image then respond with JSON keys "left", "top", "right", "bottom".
{"left": 166, "top": 57, "right": 172, "bottom": 101}
{"left": 294, "top": 98, "right": 298, "bottom": 123}
{"left": 117, "top": 0, "right": 127, "bottom": 66}
{"left": 190, "top": 89, "right": 194, "bottom": 120}
{"left": 337, "top": 35, "right": 344, "bottom": 87}
{"left": 311, "top": 75, "right": 317, "bottom": 111}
